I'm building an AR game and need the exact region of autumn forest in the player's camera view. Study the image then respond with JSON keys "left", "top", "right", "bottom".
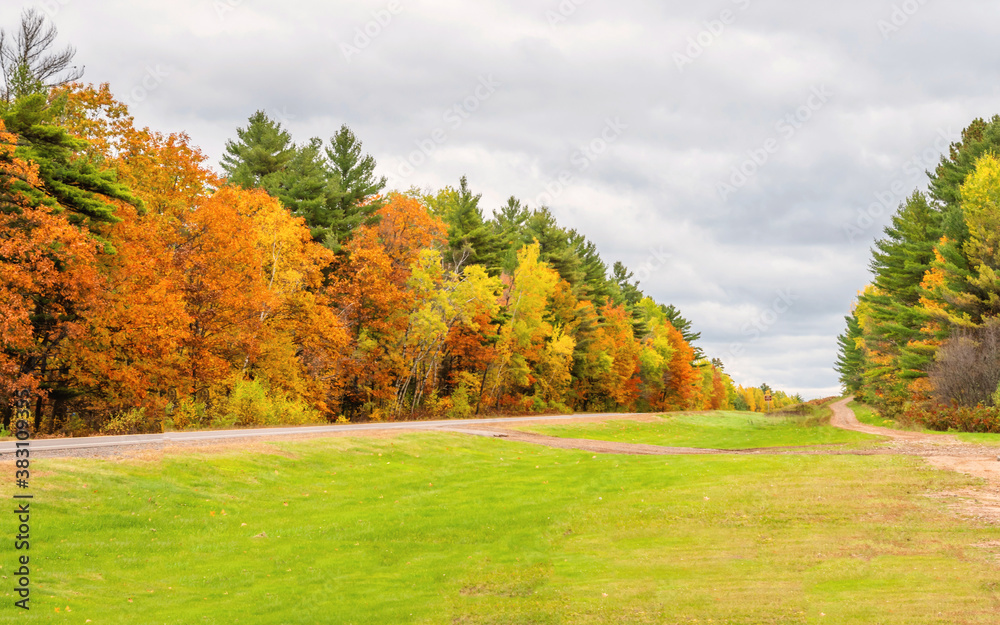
{"left": 0, "top": 11, "right": 799, "bottom": 436}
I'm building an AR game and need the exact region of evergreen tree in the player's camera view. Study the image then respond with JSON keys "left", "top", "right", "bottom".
{"left": 219, "top": 110, "right": 294, "bottom": 189}
{"left": 272, "top": 137, "right": 329, "bottom": 226}
{"left": 322, "top": 124, "right": 386, "bottom": 251}
{"left": 524, "top": 207, "right": 585, "bottom": 291}
{"left": 835, "top": 311, "right": 865, "bottom": 394}
{"left": 490, "top": 196, "right": 531, "bottom": 273}
{"left": 662, "top": 304, "right": 703, "bottom": 359}
{"left": 428, "top": 176, "right": 502, "bottom": 272}
{"left": 929, "top": 116, "right": 1000, "bottom": 243}
{"left": 861, "top": 191, "right": 943, "bottom": 381}
{"left": 928, "top": 154, "right": 1000, "bottom": 324}
{"left": 870, "top": 192, "right": 941, "bottom": 304}
{"left": 611, "top": 261, "right": 647, "bottom": 336}
{"left": 612, "top": 261, "right": 643, "bottom": 306}
{"left": 0, "top": 11, "right": 133, "bottom": 234}
{"left": 568, "top": 230, "right": 615, "bottom": 304}
{"left": 1, "top": 92, "right": 138, "bottom": 231}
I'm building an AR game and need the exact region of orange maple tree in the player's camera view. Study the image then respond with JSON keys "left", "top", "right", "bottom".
{"left": 0, "top": 120, "right": 101, "bottom": 429}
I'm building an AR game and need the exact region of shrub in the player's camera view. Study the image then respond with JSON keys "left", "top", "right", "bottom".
{"left": 166, "top": 397, "right": 209, "bottom": 430}
{"left": 422, "top": 390, "right": 453, "bottom": 419}
{"left": 445, "top": 372, "right": 479, "bottom": 419}
{"left": 101, "top": 407, "right": 154, "bottom": 435}
{"left": 904, "top": 403, "right": 1000, "bottom": 433}
{"left": 208, "top": 378, "right": 324, "bottom": 428}
{"left": 930, "top": 319, "right": 1000, "bottom": 407}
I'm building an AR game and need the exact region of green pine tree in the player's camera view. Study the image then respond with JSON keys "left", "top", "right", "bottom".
{"left": 611, "top": 261, "right": 648, "bottom": 336}
{"left": 568, "top": 230, "right": 615, "bottom": 305}
{"left": 662, "top": 304, "right": 703, "bottom": 359}
{"left": 322, "top": 124, "right": 386, "bottom": 251}
{"left": 272, "top": 137, "right": 330, "bottom": 227}
{"left": 220, "top": 110, "right": 295, "bottom": 189}
{"left": 835, "top": 311, "right": 865, "bottom": 394}
{"left": 524, "top": 207, "right": 585, "bottom": 290}
{"left": 490, "top": 196, "right": 531, "bottom": 274}
{"left": 1, "top": 92, "right": 139, "bottom": 233}
{"left": 427, "top": 176, "right": 503, "bottom": 273}
{"left": 929, "top": 116, "right": 1000, "bottom": 244}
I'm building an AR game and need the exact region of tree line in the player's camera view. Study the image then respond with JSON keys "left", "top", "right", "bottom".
{"left": 836, "top": 113, "right": 1000, "bottom": 428}
{"left": 0, "top": 10, "right": 798, "bottom": 434}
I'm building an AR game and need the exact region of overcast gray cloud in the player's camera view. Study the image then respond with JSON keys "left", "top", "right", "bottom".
{"left": 7, "top": 0, "right": 998, "bottom": 398}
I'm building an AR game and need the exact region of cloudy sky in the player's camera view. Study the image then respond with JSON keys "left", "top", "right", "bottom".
{"left": 5, "top": 0, "right": 997, "bottom": 398}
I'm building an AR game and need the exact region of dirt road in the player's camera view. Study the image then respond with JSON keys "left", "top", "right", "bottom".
{"left": 828, "top": 397, "right": 1000, "bottom": 484}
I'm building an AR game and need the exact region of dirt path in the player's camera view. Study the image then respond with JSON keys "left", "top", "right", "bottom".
{"left": 452, "top": 399, "right": 1000, "bottom": 523}
{"left": 442, "top": 400, "right": 1000, "bottom": 482}
{"left": 827, "top": 397, "right": 1000, "bottom": 483}
{"left": 442, "top": 416, "right": 893, "bottom": 458}
{"left": 445, "top": 427, "right": 851, "bottom": 457}
{"left": 828, "top": 397, "right": 954, "bottom": 441}
{"left": 828, "top": 397, "right": 1000, "bottom": 522}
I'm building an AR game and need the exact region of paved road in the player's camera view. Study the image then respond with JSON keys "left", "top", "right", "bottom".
{"left": 0, "top": 412, "right": 643, "bottom": 454}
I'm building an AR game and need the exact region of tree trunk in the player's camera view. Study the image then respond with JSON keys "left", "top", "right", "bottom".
{"left": 33, "top": 395, "right": 43, "bottom": 432}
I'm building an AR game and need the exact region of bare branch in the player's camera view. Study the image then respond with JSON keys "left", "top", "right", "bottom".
{"left": 0, "top": 8, "right": 83, "bottom": 102}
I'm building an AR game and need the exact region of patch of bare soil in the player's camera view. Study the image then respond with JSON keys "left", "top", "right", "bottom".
{"left": 829, "top": 398, "right": 959, "bottom": 443}
{"left": 925, "top": 487, "right": 1000, "bottom": 525}
{"left": 829, "top": 398, "right": 1000, "bottom": 524}
{"left": 828, "top": 397, "right": 1000, "bottom": 470}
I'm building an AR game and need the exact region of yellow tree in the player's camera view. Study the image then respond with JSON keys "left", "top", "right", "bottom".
{"left": 487, "top": 241, "right": 561, "bottom": 411}
{"left": 240, "top": 186, "right": 351, "bottom": 415}
{"left": 393, "top": 248, "right": 502, "bottom": 416}
{"left": 332, "top": 195, "right": 447, "bottom": 418}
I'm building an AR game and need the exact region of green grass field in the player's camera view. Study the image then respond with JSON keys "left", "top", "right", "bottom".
{"left": 516, "top": 410, "right": 884, "bottom": 450}
{"left": 3, "top": 419, "right": 1000, "bottom": 624}
{"left": 847, "top": 401, "right": 894, "bottom": 429}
